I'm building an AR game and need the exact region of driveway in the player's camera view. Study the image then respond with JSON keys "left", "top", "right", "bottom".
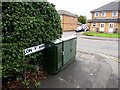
{"left": 39, "top": 31, "right": 119, "bottom": 88}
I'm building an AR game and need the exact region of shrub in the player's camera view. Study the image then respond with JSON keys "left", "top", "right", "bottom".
{"left": 2, "top": 2, "right": 62, "bottom": 80}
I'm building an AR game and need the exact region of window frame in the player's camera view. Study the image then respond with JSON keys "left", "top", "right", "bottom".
{"left": 92, "top": 23, "right": 96, "bottom": 27}
{"left": 109, "top": 23, "right": 114, "bottom": 28}
{"left": 101, "top": 12, "right": 106, "bottom": 17}
{"left": 60, "top": 15, "right": 62, "bottom": 19}
{"left": 95, "top": 12, "right": 99, "bottom": 17}
{"left": 100, "top": 23, "right": 105, "bottom": 28}
{"left": 112, "top": 11, "right": 118, "bottom": 16}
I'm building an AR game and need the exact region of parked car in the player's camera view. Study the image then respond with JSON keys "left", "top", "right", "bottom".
{"left": 75, "top": 26, "right": 84, "bottom": 32}
{"left": 75, "top": 24, "right": 89, "bottom": 32}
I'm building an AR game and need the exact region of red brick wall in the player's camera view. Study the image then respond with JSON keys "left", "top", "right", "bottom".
{"left": 60, "top": 15, "right": 78, "bottom": 31}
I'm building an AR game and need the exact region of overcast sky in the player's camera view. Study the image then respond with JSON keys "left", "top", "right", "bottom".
{"left": 47, "top": 0, "right": 115, "bottom": 19}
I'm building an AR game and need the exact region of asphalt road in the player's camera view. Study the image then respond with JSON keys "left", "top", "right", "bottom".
{"left": 62, "top": 31, "right": 118, "bottom": 58}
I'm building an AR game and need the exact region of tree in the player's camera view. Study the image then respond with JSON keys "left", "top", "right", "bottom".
{"left": 74, "top": 14, "right": 78, "bottom": 17}
{"left": 78, "top": 15, "right": 86, "bottom": 24}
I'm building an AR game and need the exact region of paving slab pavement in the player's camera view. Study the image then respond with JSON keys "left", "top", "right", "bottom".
{"left": 39, "top": 51, "right": 118, "bottom": 88}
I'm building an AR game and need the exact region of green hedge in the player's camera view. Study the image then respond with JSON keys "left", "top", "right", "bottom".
{"left": 2, "top": 2, "right": 62, "bottom": 80}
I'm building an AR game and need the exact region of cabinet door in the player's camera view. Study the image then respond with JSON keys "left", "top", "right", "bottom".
{"left": 63, "top": 38, "right": 77, "bottom": 65}
{"left": 44, "top": 44, "right": 57, "bottom": 74}
{"left": 63, "top": 40, "right": 71, "bottom": 65}
{"left": 70, "top": 38, "right": 77, "bottom": 60}
{"left": 56, "top": 43, "right": 63, "bottom": 69}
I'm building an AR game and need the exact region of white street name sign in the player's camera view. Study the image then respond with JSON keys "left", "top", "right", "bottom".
{"left": 23, "top": 44, "right": 45, "bottom": 56}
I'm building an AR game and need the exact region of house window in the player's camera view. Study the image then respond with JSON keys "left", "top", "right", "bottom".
{"left": 101, "top": 12, "right": 106, "bottom": 17}
{"left": 109, "top": 23, "right": 114, "bottom": 28}
{"left": 100, "top": 23, "right": 104, "bottom": 28}
{"left": 60, "top": 15, "right": 62, "bottom": 19}
{"left": 92, "top": 23, "right": 96, "bottom": 27}
{"left": 112, "top": 11, "right": 118, "bottom": 16}
{"left": 95, "top": 12, "right": 99, "bottom": 17}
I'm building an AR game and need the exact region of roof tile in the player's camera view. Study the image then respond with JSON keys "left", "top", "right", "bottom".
{"left": 58, "top": 10, "right": 78, "bottom": 18}
{"left": 91, "top": 1, "right": 120, "bottom": 12}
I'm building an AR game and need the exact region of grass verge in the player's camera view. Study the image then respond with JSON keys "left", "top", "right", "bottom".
{"left": 83, "top": 32, "right": 120, "bottom": 38}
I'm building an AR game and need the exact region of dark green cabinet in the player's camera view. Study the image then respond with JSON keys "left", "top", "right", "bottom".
{"left": 44, "top": 36, "right": 77, "bottom": 74}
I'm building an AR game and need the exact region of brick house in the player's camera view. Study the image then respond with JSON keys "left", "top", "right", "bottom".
{"left": 58, "top": 10, "right": 79, "bottom": 31}
{"left": 87, "top": 1, "right": 120, "bottom": 33}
